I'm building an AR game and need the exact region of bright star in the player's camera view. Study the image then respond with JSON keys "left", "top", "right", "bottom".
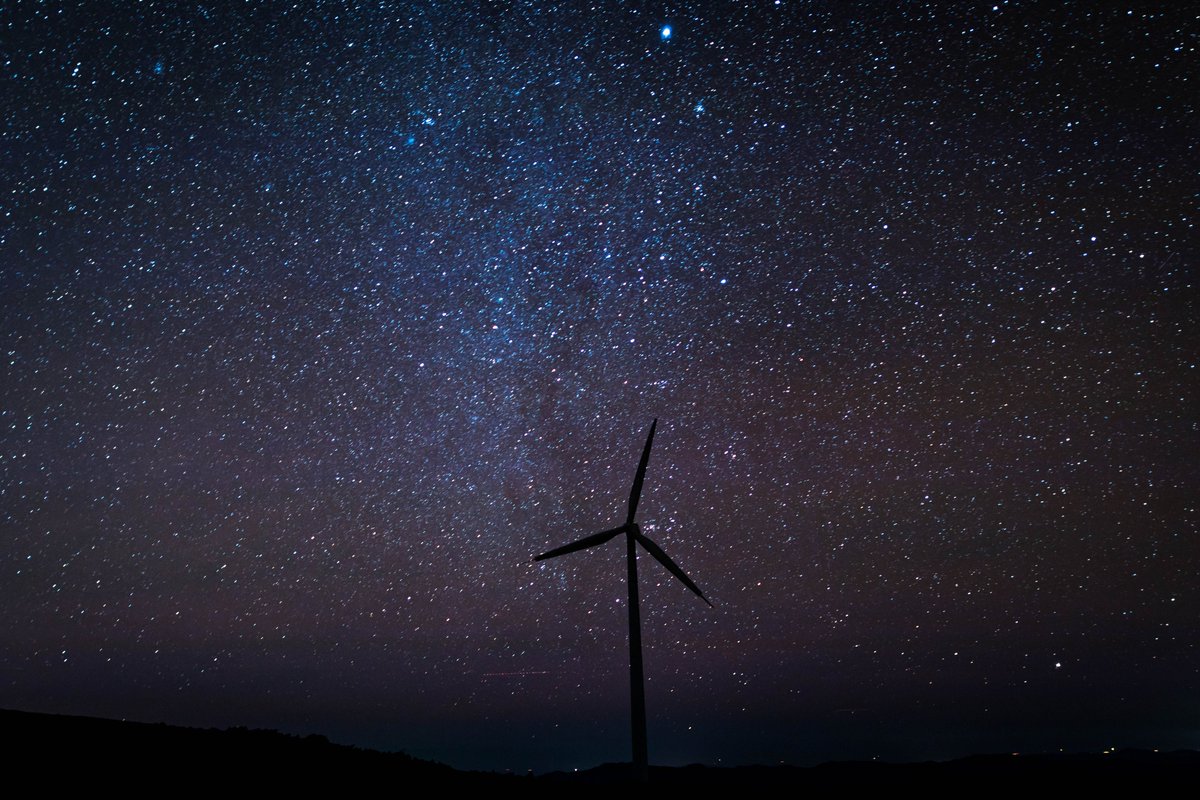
{"left": 661, "top": 25, "right": 672, "bottom": 40}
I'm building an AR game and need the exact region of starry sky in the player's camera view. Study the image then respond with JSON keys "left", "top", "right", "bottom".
{"left": 2, "top": 0, "right": 1196, "bottom": 773}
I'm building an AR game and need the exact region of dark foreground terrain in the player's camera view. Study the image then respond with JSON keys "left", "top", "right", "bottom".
{"left": 5, "top": 708, "right": 1194, "bottom": 792}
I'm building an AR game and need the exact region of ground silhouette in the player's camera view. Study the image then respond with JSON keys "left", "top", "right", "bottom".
{"left": 4, "top": 708, "right": 1194, "bottom": 792}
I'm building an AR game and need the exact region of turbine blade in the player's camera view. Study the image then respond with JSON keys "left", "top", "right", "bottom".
{"left": 634, "top": 532, "right": 713, "bottom": 607}
{"left": 533, "top": 525, "right": 626, "bottom": 562}
{"left": 626, "top": 418, "right": 657, "bottom": 525}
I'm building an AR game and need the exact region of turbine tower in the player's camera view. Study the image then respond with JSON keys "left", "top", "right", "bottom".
{"left": 534, "top": 418, "right": 711, "bottom": 782}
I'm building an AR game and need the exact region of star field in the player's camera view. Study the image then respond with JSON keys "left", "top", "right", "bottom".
{"left": 1, "top": 0, "right": 1196, "bottom": 772}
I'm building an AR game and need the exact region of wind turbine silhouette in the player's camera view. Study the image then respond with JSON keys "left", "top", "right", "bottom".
{"left": 534, "top": 418, "right": 711, "bottom": 782}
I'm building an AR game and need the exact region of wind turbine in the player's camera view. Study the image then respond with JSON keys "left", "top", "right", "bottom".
{"left": 534, "top": 418, "right": 711, "bottom": 782}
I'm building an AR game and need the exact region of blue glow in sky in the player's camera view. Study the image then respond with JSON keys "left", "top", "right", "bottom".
{"left": 1, "top": 0, "right": 1193, "bottom": 777}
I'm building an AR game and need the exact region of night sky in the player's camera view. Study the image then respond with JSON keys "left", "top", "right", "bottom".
{"left": 2, "top": 0, "right": 1196, "bottom": 773}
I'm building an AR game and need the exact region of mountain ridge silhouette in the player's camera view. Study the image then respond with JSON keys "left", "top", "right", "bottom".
{"left": 4, "top": 707, "right": 1194, "bottom": 790}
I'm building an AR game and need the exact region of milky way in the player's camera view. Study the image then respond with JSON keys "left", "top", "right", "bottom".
{"left": 1, "top": 1, "right": 1195, "bottom": 772}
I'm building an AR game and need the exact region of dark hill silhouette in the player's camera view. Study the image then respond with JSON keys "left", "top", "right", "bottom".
{"left": 541, "top": 750, "right": 1199, "bottom": 789}
{"left": 4, "top": 708, "right": 1195, "bottom": 792}
{"left": 1, "top": 708, "right": 502, "bottom": 790}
